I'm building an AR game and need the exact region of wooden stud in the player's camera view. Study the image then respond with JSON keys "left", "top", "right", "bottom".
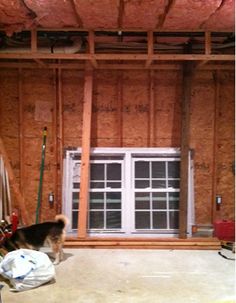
{"left": 212, "top": 71, "right": 220, "bottom": 222}
{"left": 179, "top": 62, "right": 193, "bottom": 239}
{"left": 145, "top": 31, "right": 154, "bottom": 67}
{"left": 0, "top": 137, "right": 30, "bottom": 225}
{"left": 148, "top": 70, "right": 155, "bottom": 146}
{"left": 205, "top": 31, "right": 211, "bottom": 55}
{"left": 88, "top": 31, "right": 98, "bottom": 68}
{"left": 117, "top": 70, "right": 123, "bottom": 146}
{"left": 78, "top": 63, "right": 93, "bottom": 238}
{"left": 57, "top": 66, "right": 64, "bottom": 214}
{"left": 18, "top": 68, "right": 24, "bottom": 194}
{"left": 31, "top": 29, "right": 37, "bottom": 53}
{"left": 52, "top": 69, "right": 58, "bottom": 209}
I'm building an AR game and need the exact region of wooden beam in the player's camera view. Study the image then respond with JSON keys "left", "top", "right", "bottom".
{"left": 0, "top": 53, "right": 234, "bottom": 61}
{"left": 0, "top": 62, "right": 234, "bottom": 70}
{"left": 78, "top": 63, "right": 93, "bottom": 238}
{"left": 33, "top": 59, "right": 48, "bottom": 67}
{"left": 52, "top": 69, "right": 58, "bottom": 210}
{"left": 212, "top": 71, "right": 220, "bottom": 222}
{"left": 145, "top": 31, "right": 154, "bottom": 67}
{"left": 117, "top": 70, "right": 123, "bottom": 146}
{"left": 205, "top": 31, "right": 211, "bottom": 55}
{"left": 57, "top": 66, "right": 64, "bottom": 214}
{"left": 0, "top": 137, "right": 30, "bottom": 225}
{"left": 31, "top": 29, "right": 37, "bottom": 53}
{"left": 118, "top": 0, "right": 124, "bottom": 28}
{"left": 18, "top": 68, "right": 24, "bottom": 194}
{"left": 148, "top": 70, "right": 155, "bottom": 146}
{"left": 179, "top": 62, "right": 193, "bottom": 239}
{"left": 88, "top": 31, "right": 98, "bottom": 68}
{"left": 156, "top": 0, "right": 176, "bottom": 29}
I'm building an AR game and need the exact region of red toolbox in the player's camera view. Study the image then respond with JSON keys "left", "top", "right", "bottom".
{"left": 213, "top": 220, "right": 235, "bottom": 241}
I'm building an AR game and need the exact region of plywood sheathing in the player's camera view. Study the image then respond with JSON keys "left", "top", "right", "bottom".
{"left": 0, "top": 68, "right": 234, "bottom": 225}
{"left": 217, "top": 71, "right": 235, "bottom": 219}
{"left": 189, "top": 70, "right": 235, "bottom": 225}
{"left": 0, "top": 69, "right": 20, "bottom": 196}
{"left": 62, "top": 70, "right": 84, "bottom": 148}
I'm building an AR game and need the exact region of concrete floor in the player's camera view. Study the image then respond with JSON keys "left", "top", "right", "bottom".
{"left": 0, "top": 248, "right": 235, "bottom": 303}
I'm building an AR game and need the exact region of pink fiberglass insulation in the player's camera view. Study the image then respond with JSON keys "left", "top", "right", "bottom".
{"left": 0, "top": 0, "right": 34, "bottom": 34}
{"left": 24, "top": 0, "right": 80, "bottom": 28}
{"left": 162, "top": 0, "right": 223, "bottom": 30}
{"left": 74, "top": 0, "right": 119, "bottom": 28}
{"left": 122, "top": 0, "right": 166, "bottom": 29}
{"left": 203, "top": 0, "right": 235, "bottom": 31}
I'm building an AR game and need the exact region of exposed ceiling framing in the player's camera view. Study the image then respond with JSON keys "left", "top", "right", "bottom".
{"left": 0, "top": 0, "right": 234, "bottom": 69}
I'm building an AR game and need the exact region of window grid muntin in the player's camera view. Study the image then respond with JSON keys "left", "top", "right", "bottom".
{"left": 134, "top": 158, "right": 180, "bottom": 231}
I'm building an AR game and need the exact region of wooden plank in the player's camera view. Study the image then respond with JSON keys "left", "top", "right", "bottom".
{"left": 145, "top": 31, "right": 153, "bottom": 67}
{"left": 0, "top": 53, "right": 234, "bottom": 61}
{"left": 179, "top": 62, "right": 193, "bottom": 239}
{"left": 78, "top": 63, "right": 93, "bottom": 238}
{"left": 31, "top": 29, "right": 37, "bottom": 53}
{"left": 52, "top": 69, "right": 58, "bottom": 209}
{"left": 57, "top": 67, "right": 64, "bottom": 214}
{"left": 148, "top": 70, "right": 155, "bottom": 146}
{"left": 117, "top": 70, "right": 123, "bottom": 146}
{"left": 0, "top": 62, "right": 234, "bottom": 70}
{"left": 88, "top": 31, "right": 98, "bottom": 68}
{"left": 0, "top": 137, "right": 30, "bottom": 225}
{"left": 212, "top": 71, "right": 220, "bottom": 222}
{"left": 205, "top": 31, "right": 211, "bottom": 55}
{"left": 18, "top": 68, "right": 24, "bottom": 194}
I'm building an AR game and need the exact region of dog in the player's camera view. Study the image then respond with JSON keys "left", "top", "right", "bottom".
{"left": 1, "top": 214, "right": 68, "bottom": 265}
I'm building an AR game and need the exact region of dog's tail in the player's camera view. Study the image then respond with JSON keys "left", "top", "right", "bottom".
{"left": 55, "top": 214, "right": 69, "bottom": 228}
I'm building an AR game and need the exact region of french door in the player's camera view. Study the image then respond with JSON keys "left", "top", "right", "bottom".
{"left": 64, "top": 148, "right": 182, "bottom": 237}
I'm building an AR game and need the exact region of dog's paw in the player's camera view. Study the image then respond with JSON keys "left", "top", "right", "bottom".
{"left": 53, "top": 260, "right": 60, "bottom": 265}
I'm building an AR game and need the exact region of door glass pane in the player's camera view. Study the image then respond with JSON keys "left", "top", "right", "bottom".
{"left": 135, "top": 193, "right": 150, "bottom": 209}
{"left": 107, "top": 192, "right": 121, "bottom": 209}
{"left": 106, "top": 211, "right": 121, "bottom": 228}
{"left": 135, "top": 180, "right": 149, "bottom": 188}
{"left": 135, "top": 212, "right": 150, "bottom": 229}
{"left": 135, "top": 162, "right": 149, "bottom": 178}
{"left": 107, "top": 163, "right": 121, "bottom": 180}
{"left": 91, "top": 164, "right": 104, "bottom": 180}
{"left": 72, "top": 211, "right": 78, "bottom": 229}
{"left": 89, "top": 211, "right": 104, "bottom": 229}
{"left": 152, "top": 162, "right": 165, "bottom": 178}
{"left": 168, "top": 161, "right": 180, "bottom": 178}
{"left": 107, "top": 182, "right": 121, "bottom": 188}
{"left": 152, "top": 180, "right": 166, "bottom": 188}
{"left": 152, "top": 193, "right": 167, "bottom": 209}
{"left": 168, "top": 180, "right": 180, "bottom": 188}
{"left": 90, "top": 181, "right": 105, "bottom": 188}
{"left": 169, "top": 211, "right": 179, "bottom": 229}
{"left": 90, "top": 192, "right": 104, "bottom": 209}
{"left": 153, "top": 212, "right": 167, "bottom": 229}
{"left": 72, "top": 192, "right": 79, "bottom": 209}
{"left": 169, "top": 192, "right": 179, "bottom": 209}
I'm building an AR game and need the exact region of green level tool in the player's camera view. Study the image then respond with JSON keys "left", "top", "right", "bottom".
{"left": 35, "top": 127, "right": 47, "bottom": 224}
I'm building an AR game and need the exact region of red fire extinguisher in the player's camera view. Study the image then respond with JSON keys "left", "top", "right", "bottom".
{"left": 11, "top": 211, "right": 18, "bottom": 232}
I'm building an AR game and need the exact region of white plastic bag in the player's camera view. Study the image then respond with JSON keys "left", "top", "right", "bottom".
{"left": 0, "top": 249, "right": 55, "bottom": 291}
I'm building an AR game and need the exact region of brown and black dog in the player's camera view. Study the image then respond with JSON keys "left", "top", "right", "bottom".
{"left": 2, "top": 215, "right": 68, "bottom": 264}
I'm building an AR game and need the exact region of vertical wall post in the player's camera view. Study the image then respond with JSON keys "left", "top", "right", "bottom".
{"left": 148, "top": 70, "right": 155, "bottom": 146}
{"left": 78, "top": 63, "right": 93, "bottom": 238}
{"left": 179, "top": 62, "right": 193, "bottom": 239}
{"left": 212, "top": 71, "right": 220, "bottom": 222}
